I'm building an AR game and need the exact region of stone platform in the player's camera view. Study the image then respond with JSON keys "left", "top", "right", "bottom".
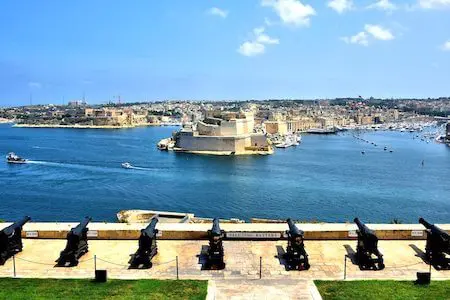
{"left": 1, "top": 239, "right": 448, "bottom": 281}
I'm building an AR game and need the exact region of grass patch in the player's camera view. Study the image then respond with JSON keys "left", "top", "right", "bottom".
{"left": 315, "top": 280, "right": 450, "bottom": 300}
{"left": 0, "top": 278, "right": 207, "bottom": 300}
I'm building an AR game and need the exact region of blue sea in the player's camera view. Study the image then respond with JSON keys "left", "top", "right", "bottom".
{"left": 0, "top": 124, "right": 449, "bottom": 223}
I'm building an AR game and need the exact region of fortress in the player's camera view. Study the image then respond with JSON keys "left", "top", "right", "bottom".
{"left": 173, "top": 111, "right": 272, "bottom": 155}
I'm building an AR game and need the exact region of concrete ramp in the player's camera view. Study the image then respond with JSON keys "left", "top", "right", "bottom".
{"left": 207, "top": 279, "right": 322, "bottom": 300}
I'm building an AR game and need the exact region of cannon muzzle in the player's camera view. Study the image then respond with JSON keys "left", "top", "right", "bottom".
{"left": 2, "top": 216, "right": 31, "bottom": 237}
{"left": 71, "top": 216, "right": 91, "bottom": 236}
{"left": 419, "top": 217, "right": 432, "bottom": 229}
{"left": 287, "top": 218, "right": 303, "bottom": 237}
{"left": 210, "top": 218, "right": 222, "bottom": 236}
{"left": 420, "top": 218, "right": 449, "bottom": 240}
{"left": 142, "top": 217, "right": 159, "bottom": 238}
{"left": 354, "top": 217, "right": 371, "bottom": 233}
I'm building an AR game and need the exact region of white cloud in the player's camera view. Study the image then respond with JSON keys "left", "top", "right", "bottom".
{"left": 261, "top": 0, "right": 316, "bottom": 27}
{"left": 254, "top": 27, "right": 280, "bottom": 44}
{"left": 418, "top": 0, "right": 450, "bottom": 9}
{"left": 367, "top": 0, "right": 397, "bottom": 11}
{"left": 341, "top": 32, "right": 369, "bottom": 46}
{"left": 238, "top": 27, "right": 279, "bottom": 57}
{"left": 327, "top": 0, "right": 353, "bottom": 14}
{"left": 442, "top": 40, "right": 450, "bottom": 51}
{"left": 28, "top": 82, "right": 42, "bottom": 88}
{"left": 238, "top": 42, "right": 266, "bottom": 56}
{"left": 364, "top": 24, "right": 395, "bottom": 40}
{"left": 342, "top": 24, "right": 395, "bottom": 46}
{"left": 207, "top": 7, "right": 228, "bottom": 18}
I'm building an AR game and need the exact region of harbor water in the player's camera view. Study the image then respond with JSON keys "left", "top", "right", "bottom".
{"left": 0, "top": 124, "right": 449, "bottom": 223}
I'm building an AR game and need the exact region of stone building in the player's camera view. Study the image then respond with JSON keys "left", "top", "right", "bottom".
{"left": 174, "top": 111, "right": 272, "bottom": 155}
{"left": 84, "top": 108, "right": 148, "bottom": 126}
{"left": 264, "top": 121, "right": 288, "bottom": 135}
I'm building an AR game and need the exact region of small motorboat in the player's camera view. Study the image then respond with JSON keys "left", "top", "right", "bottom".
{"left": 6, "top": 152, "right": 27, "bottom": 164}
{"left": 121, "top": 162, "right": 133, "bottom": 169}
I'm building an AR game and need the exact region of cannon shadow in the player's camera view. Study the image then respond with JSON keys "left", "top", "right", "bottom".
{"left": 343, "top": 244, "right": 358, "bottom": 265}
{"left": 275, "top": 245, "right": 290, "bottom": 271}
{"left": 409, "top": 244, "right": 428, "bottom": 263}
{"left": 197, "top": 245, "right": 210, "bottom": 270}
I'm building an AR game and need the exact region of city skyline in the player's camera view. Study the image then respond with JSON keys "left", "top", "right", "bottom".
{"left": 1, "top": 0, "right": 450, "bottom": 106}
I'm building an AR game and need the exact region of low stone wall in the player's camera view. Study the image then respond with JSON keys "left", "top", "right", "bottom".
{"left": 1, "top": 222, "right": 449, "bottom": 241}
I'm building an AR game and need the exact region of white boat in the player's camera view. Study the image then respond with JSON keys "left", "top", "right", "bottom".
{"left": 275, "top": 143, "right": 289, "bottom": 148}
{"left": 6, "top": 152, "right": 27, "bottom": 164}
{"left": 121, "top": 162, "right": 133, "bottom": 169}
{"left": 307, "top": 128, "right": 337, "bottom": 134}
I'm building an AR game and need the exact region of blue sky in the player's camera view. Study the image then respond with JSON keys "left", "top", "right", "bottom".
{"left": 1, "top": 0, "right": 449, "bottom": 106}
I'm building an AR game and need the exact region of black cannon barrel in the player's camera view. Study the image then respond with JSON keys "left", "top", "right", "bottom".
{"left": 287, "top": 218, "right": 303, "bottom": 237}
{"left": 419, "top": 218, "right": 432, "bottom": 229}
{"left": 354, "top": 218, "right": 374, "bottom": 235}
{"left": 142, "top": 217, "right": 159, "bottom": 238}
{"left": 71, "top": 217, "right": 91, "bottom": 236}
{"left": 211, "top": 218, "right": 222, "bottom": 236}
{"left": 2, "top": 216, "right": 31, "bottom": 236}
{"left": 419, "top": 218, "right": 450, "bottom": 240}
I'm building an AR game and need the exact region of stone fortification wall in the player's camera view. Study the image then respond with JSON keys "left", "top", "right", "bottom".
{"left": 196, "top": 121, "right": 221, "bottom": 136}
{"left": 250, "top": 134, "right": 270, "bottom": 147}
{"left": 176, "top": 135, "right": 251, "bottom": 152}
{"left": 1, "top": 222, "right": 448, "bottom": 241}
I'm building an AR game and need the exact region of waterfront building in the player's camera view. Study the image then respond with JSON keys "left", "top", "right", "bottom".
{"left": 84, "top": 108, "right": 148, "bottom": 127}
{"left": 264, "top": 120, "right": 288, "bottom": 135}
{"left": 286, "top": 117, "right": 317, "bottom": 132}
{"left": 173, "top": 110, "right": 272, "bottom": 155}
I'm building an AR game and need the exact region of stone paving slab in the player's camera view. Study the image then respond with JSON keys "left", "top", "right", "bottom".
{"left": 206, "top": 279, "right": 321, "bottom": 300}
{"left": 0, "top": 239, "right": 448, "bottom": 281}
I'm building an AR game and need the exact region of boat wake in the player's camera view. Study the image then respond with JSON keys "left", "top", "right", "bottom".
{"left": 32, "top": 146, "right": 60, "bottom": 150}
{"left": 25, "top": 160, "right": 154, "bottom": 172}
{"left": 26, "top": 160, "right": 120, "bottom": 173}
{"left": 125, "top": 165, "right": 154, "bottom": 171}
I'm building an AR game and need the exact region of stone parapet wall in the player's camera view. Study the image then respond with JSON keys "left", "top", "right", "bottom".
{"left": 1, "top": 222, "right": 449, "bottom": 241}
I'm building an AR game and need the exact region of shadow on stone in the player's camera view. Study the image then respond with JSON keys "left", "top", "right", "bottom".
{"left": 197, "top": 245, "right": 210, "bottom": 270}
{"left": 409, "top": 244, "right": 428, "bottom": 263}
{"left": 275, "top": 245, "right": 289, "bottom": 271}
{"left": 128, "top": 253, "right": 152, "bottom": 269}
{"left": 343, "top": 244, "right": 358, "bottom": 265}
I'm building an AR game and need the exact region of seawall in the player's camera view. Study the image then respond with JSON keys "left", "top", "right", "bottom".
{"left": 1, "top": 222, "right": 448, "bottom": 240}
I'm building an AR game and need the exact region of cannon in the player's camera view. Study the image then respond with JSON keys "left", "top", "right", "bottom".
{"left": 0, "top": 216, "right": 31, "bottom": 265}
{"left": 283, "top": 218, "right": 310, "bottom": 270}
{"left": 205, "top": 218, "right": 225, "bottom": 270}
{"left": 129, "top": 217, "right": 159, "bottom": 269}
{"left": 354, "top": 218, "right": 384, "bottom": 270}
{"left": 419, "top": 218, "right": 450, "bottom": 270}
{"left": 56, "top": 217, "right": 91, "bottom": 267}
